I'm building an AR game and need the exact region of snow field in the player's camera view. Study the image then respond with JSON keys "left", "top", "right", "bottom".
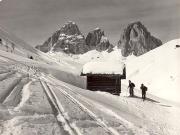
{"left": 124, "top": 39, "right": 180, "bottom": 103}
{"left": 49, "top": 76, "right": 180, "bottom": 135}
{"left": 46, "top": 83, "right": 112, "bottom": 135}
{"left": 40, "top": 80, "right": 74, "bottom": 135}
{"left": 3, "top": 77, "right": 30, "bottom": 107}
{"left": 1, "top": 114, "right": 62, "bottom": 135}
{"left": 0, "top": 35, "right": 180, "bottom": 135}
{"left": 49, "top": 39, "right": 180, "bottom": 103}
{"left": 14, "top": 81, "right": 32, "bottom": 111}
{"left": 0, "top": 73, "right": 22, "bottom": 103}
{"left": 44, "top": 76, "right": 142, "bottom": 135}
{"left": 0, "top": 65, "right": 64, "bottom": 135}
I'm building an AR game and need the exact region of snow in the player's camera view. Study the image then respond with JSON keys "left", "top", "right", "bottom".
{"left": 100, "top": 36, "right": 108, "bottom": 43}
{"left": 124, "top": 39, "right": 180, "bottom": 103}
{"left": 82, "top": 61, "right": 125, "bottom": 75}
{"left": 60, "top": 33, "right": 66, "bottom": 37}
{"left": 0, "top": 27, "right": 180, "bottom": 134}
{"left": 72, "top": 47, "right": 122, "bottom": 64}
{"left": 14, "top": 81, "right": 32, "bottom": 110}
{"left": 47, "top": 75, "right": 180, "bottom": 135}
{"left": 69, "top": 39, "right": 180, "bottom": 103}
{"left": 77, "top": 35, "right": 84, "bottom": 39}
{"left": 95, "top": 27, "right": 100, "bottom": 30}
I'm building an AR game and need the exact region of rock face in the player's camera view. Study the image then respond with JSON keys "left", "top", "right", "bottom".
{"left": 85, "top": 28, "right": 112, "bottom": 51}
{"left": 35, "top": 21, "right": 88, "bottom": 54}
{"left": 118, "top": 21, "right": 162, "bottom": 57}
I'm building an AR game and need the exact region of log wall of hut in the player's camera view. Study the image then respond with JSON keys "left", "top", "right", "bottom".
{"left": 87, "top": 75, "right": 121, "bottom": 94}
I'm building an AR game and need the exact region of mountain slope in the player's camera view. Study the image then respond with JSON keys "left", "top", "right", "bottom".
{"left": 85, "top": 27, "right": 113, "bottom": 52}
{"left": 0, "top": 26, "right": 180, "bottom": 135}
{"left": 35, "top": 21, "right": 88, "bottom": 54}
{"left": 0, "top": 26, "right": 60, "bottom": 64}
{"left": 125, "top": 39, "right": 180, "bottom": 103}
{"left": 118, "top": 21, "right": 162, "bottom": 57}
{"left": 61, "top": 38, "right": 180, "bottom": 103}
{"left": 1, "top": 50, "right": 180, "bottom": 135}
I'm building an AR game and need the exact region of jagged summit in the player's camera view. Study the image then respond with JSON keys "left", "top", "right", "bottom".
{"left": 85, "top": 28, "right": 112, "bottom": 51}
{"left": 35, "top": 21, "right": 88, "bottom": 54}
{"left": 36, "top": 24, "right": 113, "bottom": 53}
{"left": 36, "top": 21, "right": 162, "bottom": 55}
{"left": 60, "top": 21, "right": 81, "bottom": 35}
{"left": 118, "top": 21, "right": 162, "bottom": 57}
{"left": 94, "top": 27, "right": 101, "bottom": 30}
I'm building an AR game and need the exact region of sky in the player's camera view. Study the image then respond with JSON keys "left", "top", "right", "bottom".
{"left": 0, "top": 0, "right": 180, "bottom": 47}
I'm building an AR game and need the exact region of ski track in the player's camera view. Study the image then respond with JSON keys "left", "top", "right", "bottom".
{"left": 0, "top": 71, "right": 16, "bottom": 81}
{"left": 50, "top": 84, "right": 119, "bottom": 135}
{"left": 14, "top": 81, "right": 32, "bottom": 110}
{"left": 0, "top": 70, "right": 11, "bottom": 74}
{"left": 45, "top": 76, "right": 149, "bottom": 135}
{"left": 3, "top": 77, "right": 30, "bottom": 106}
{"left": 1, "top": 51, "right": 179, "bottom": 135}
{"left": 40, "top": 80, "right": 76, "bottom": 135}
{"left": 41, "top": 76, "right": 144, "bottom": 135}
{"left": 0, "top": 75, "right": 23, "bottom": 103}
{"left": 40, "top": 78, "right": 121, "bottom": 135}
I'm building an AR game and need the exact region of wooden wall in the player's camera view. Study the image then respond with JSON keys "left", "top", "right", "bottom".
{"left": 87, "top": 75, "right": 121, "bottom": 94}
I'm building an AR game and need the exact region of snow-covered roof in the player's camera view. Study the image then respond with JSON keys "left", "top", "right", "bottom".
{"left": 82, "top": 61, "right": 125, "bottom": 75}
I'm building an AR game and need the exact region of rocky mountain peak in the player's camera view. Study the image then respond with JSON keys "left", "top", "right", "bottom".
{"left": 85, "top": 28, "right": 112, "bottom": 51}
{"left": 118, "top": 21, "right": 162, "bottom": 57}
{"left": 35, "top": 21, "right": 88, "bottom": 54}
{"left": 60, "top": 21, "right": 81, "bottom": 35}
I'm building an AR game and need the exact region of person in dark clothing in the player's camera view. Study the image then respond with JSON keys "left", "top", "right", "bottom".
{"left": 29, "top": 56, "right": 33, "bottom": 59}
{"left": 140, "top": 84, "right": 148, "bottom": 100}
{"left": 128, "top": 80, "right": 135, "bottom": 97}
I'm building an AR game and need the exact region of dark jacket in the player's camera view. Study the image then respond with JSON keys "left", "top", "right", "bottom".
{"left": 141, "top": 85, "right": 147, "bottom": 94}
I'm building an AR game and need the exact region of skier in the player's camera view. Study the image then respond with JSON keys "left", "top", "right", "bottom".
{"left": 29, "top": 56, "right": 33, "bottom": 59}
{"left": 128, "top": 80, "right": 135, "bottom": 97}
{"left": 140, "top": 84, "right": 148, "bottom": 100}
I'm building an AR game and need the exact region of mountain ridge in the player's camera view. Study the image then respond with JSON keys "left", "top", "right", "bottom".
{"left": 35, "top": 21, "right": 162, "bottom": 57}
{"left": 118, "top": 21, "right": 162, "bottom": 56}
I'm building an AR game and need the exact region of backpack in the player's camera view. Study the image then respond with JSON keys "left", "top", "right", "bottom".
{"left": 144, "top": 86, "right": 148, "bottom": 91}
{"left": 132, "top": 83, "right": 135, "bottom": 87}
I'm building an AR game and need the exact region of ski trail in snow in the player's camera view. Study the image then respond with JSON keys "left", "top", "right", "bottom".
{"left": 43, "top": 77, "right": 121, "bottom": 135}
{"left": 40, "top": 80, "right": 77, "bottom": 135}
{"left": 61, "top": 85, "right": 149, "bottom": 135}
{"left": 46, "top": 76, "right": 149, "bottom": 135}
{"left": 14, "top": 81, "right": 32, "bottom": 110}
{"left": 84, "top": 97, "right": 149, "bottom": 135}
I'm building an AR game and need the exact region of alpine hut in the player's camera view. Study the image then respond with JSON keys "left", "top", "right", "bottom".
{"left": 81, "top": 61, "right": 126, "bottom": 95}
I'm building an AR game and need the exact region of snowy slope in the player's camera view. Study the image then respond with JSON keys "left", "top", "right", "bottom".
{"left": 0, "top": 27, "right": 87, "bottom": 88}
{"left": 46, "top": 75, "right": 180, "bottom": 135}
{"left": 49, "top": 39, "right": 180, "bottom": 103}
{"left": 77, "top": 39, "right": 180, "bottom": 103}
{"left": 0, "top": 27, "right": 42, "bottom": 58}
{"left": 125, "top": 39, "right": 180, "bottom": 103}
{"left": 2, "top": 28, "right": 179, "bottom": 103}
{"left": 0, "top": 32, "right": 180, "bottom": 134}
{"left": 0, "top": 27, "right": 70, "bottom": 65}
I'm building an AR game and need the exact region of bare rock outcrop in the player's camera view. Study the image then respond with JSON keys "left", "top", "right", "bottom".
{"left": 35, "top": 21, "right": 88, "bottom": 54}
{"left": 85, "top": 28, "right": 112, "bottom": 51}
{"left": 118, "top": 21, "right": 162, "bottom": 57}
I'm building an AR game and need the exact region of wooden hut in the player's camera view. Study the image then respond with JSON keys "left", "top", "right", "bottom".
{"left": 81, "top": 61, "right": 126, "bottom": 95}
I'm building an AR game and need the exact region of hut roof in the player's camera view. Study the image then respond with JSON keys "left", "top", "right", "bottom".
{"left": 82, "top": 61, "right": 125, "bottom": 75}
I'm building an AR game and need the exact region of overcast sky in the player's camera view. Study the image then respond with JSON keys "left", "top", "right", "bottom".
{"left": 0, "top": 0, "right": 180, "bottom": 46}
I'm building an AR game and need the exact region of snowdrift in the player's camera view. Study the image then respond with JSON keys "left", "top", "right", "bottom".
{"left": 1, "top": 27, "right": 179, "bottom": 103}
{"left": 125, "top": 39, "right": 180, "bottom": 103}
{"left": 53, "top": 39, "right": 180, "bottom": 103}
